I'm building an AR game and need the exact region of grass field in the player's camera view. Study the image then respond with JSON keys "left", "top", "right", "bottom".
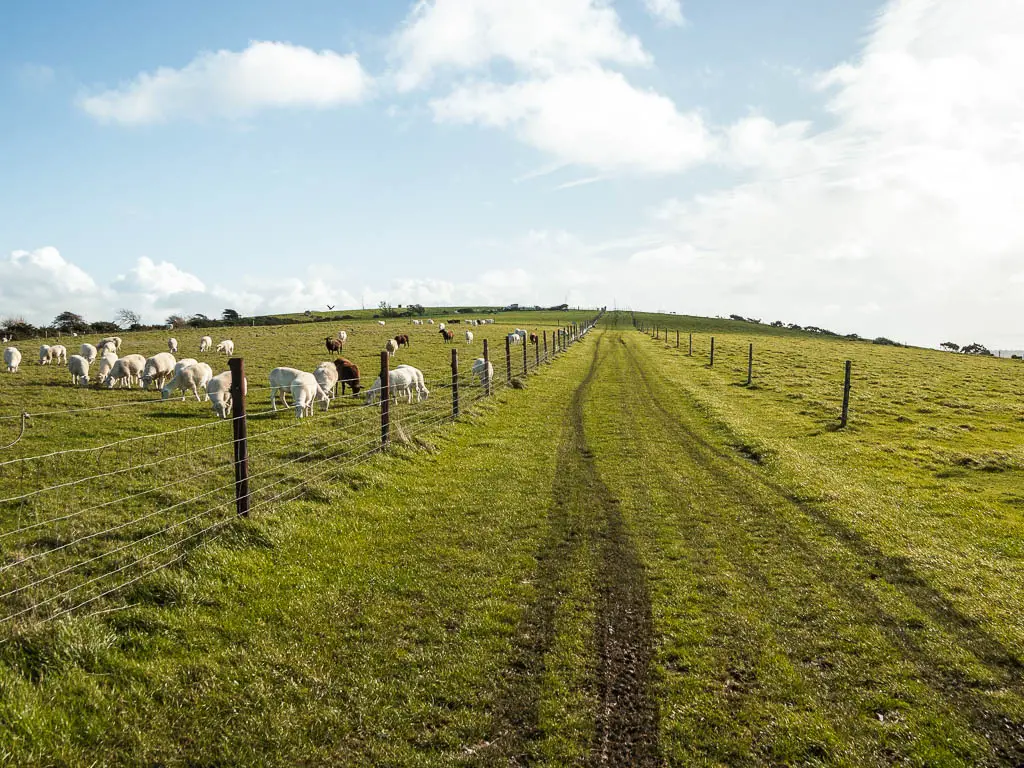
{"left": 1, "top": 310, "right": 1022, "bottom": 766}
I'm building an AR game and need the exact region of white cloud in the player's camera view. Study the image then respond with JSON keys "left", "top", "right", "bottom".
{"left": 113, "top": 257, "right": 206, "bottom": 296}
{"left": 433, "top": 67, "right": 714, "bottom": 173}
{"left": 642, "top": 0, "right": 684, "bottom": 26}
{"left": 78, "top": 41, "right": 371, "bottom": 125}
{"left": 391, "top": 0, "right": 650, "bottom": 91}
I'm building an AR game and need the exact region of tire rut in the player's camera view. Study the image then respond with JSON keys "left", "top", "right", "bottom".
{"left": 478, "top": 334, "right": 661, "bottom": 767}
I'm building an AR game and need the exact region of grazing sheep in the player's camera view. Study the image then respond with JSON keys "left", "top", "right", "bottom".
{"left": 428, "top": 319, "right": 434, "bottom": 325}
{"left": 514, "top": 328, "right": 528, "bottom": 339}
{"left": 472, "top": 357, "right": 493, "bottom": 388}
{"left": 395, "top": 364, "right": 429, "bottom": 402}
{"left": 168, "top": 338, "right": 178, "bottom": 354}
{"left": 67, "top": 354, "right": 90, "bottom": 385}
{"left": 140, "top": 352, "right": 177, "bottom": 390}
{"left": 385, "top": 338, "right": 399, "bottom": 357}
{"left": 100, "top": 336, "right": 122, "bottom": 352}
{"left": 412, "top": 319, "right": 422, "bottom": 325}
{"left": 4, "top": 347, "right": 22, "bottom": 373}
{"left": 325, "top": 336, "right": 343, "bottom": 354}
{"left": 50, "top": 344, "right": 67, "bottom": 364}
{"left": 440, "top": 329, "right": 454, "bottom": 343}
{"left": 96, "top": 351, "right": 119, "bottom": 383}
{"left": 332, "top": 358, "right": 361, "bottom": 394}
{"left": 507, "top": 332, "right": 522, "bottom": 345}
{"left": 162, "top": 362, "right": 213, "bottom": 401}
{"left": 336, "top": 330, "right": 348, "bottom": 344}
{"left": 465, "top": 331, "right": 474, "bottom": 344}
{"left": 216, "top": 340, "right": 234, "bottom": 355}
{"left": 269, "top": 366, "right": 303, "bottom": 410}
{"left": 39, "top": 345, "right": 53, "bottom": 365}
{"left": 199, "top": 336, "right": 213, "bottom": 353}
{"left": 364, "top": 367, "right": 417, "bottom": 405}
{"left": 438, "top": 322, "right": 445, "bottom": 331}
{"left": 105, "top": 354, "right": 147, "bottom": 388}
{"left": 313, "top": 362, "right": 339, "bottom": 409}
{"left": 394, "top": 333, "right": 410, "bottom": 349}
{"left": 205, "top": 370, "right": 243, "bottom": 419}
{"left": 79, "top": 343, "right": 98, "bottom": 363}
{"left": 529, "top": 333, "right": 539, "bottom": 344}
{"left": 290, "top": 371, "right": 330, "bottom": 418}
{"left": 97, "top": 339, "right": 118, "bottom": 356}
{"left": 378, "top": 320, "right": 386, "bottom": 327}
{"left": 171, "top": 358, "right": 199, "bottom": 378}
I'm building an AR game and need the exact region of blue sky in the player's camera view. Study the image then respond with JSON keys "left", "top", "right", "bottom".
{"left": 2, "top": 0, "right": 1022, "bottom": 348}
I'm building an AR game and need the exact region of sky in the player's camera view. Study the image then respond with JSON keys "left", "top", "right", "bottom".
{"left": 1, "top": 0, "right": 1022, "bottom": 348}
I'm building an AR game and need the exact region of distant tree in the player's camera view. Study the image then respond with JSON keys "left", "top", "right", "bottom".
{"left": 222, "top": 308, "right": 241, "bottom": 322}
{"left": 746, "top": 317, "right": 762, "bottom": 324}
{"left": 786, "top": 323, "right": 803, "bottom": 330}
{"left": 940, "top": 341, "right": 960, "bottom": 353}
{"left": 52, "top": 311, "right": 90, "bottom": 334}
{"left": 872, "top": 337, "right": 900, "bottom": 346}
{"left": 115, "top": 308, "right": 142, "bottom": 330}
{"left": 961, "top": 342, "right": 993, "bottom": 356}
{"left": 770, "top": 320, "right": 784, "bottom": 328}
{"left": 729, "top": 314, "right": 746, "bottom": 322}
{"left": 378, "top": 301, "right": 398, "bottom": 317}
{"left": 90, "top": 321, "right": 120, "bottom": 333}
{"left": 166, "top": 314, "right": 187, "bottom": 328}
{"left": 188, "top": 313, "right": 211, "bottom": 327}
{"left": 408, "top": 303, "right": 426, "bottom": 316}
{"left": 1, "top": 317, "right": 38, "bottom": 340}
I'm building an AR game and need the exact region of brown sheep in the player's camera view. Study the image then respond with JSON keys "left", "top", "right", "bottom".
{"left": 332, "top": 358, "right": 361, "bottom": 394}
{"left": 325, "top": 336, "right": 343, "bottom": 353}
{"left": 440, "top": 328, "right": 454, "bottom": 343}
{"left": 394, "top": 334, "right": 410, "bottom": 348}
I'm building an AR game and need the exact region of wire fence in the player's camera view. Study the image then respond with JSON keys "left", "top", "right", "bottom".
{"left": 0, "top": 319, "right": 600, "bottom": 630}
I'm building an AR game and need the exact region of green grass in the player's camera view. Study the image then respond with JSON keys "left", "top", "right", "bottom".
{"left": 2, "top": 310, "right": 1023, "bottom": 766}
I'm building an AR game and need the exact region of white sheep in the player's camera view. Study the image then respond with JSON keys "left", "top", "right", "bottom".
{"left": 162, "top": 362, "right": 213, "bottom": 401}
{"left": 39, "top": 345, "right": 53, "bottom": 365}
{"left": 105, "top": 354, "right": 147, "bottom": 388}
{"left": 205, "top": 370, "right": 243, "bottom": 419}
{"left": 4, "top": 347, "right": 21, "bottom": 373}
{"left": 395, "top": 364, "right": 429, "bottom": 402}
{"left": 96, "top": 351, "right": 119, "bottom": 383}
{"left": 507, "top": 332, "right": 522, "bottom": 345}
{"left": 378, "top": 320, "right": 386, "bottom": 327}
{"left": 100, "top": 336, "right": 122, "bottom": 352}
{"left": 472, "top": 357, "right": 494, "bottom": 388}
{"left": 216, "top": 339, "right": 234, "bottom": 355}
{"left": 168, "top": 337, "right": 178, "bottom": 354}
{"left": 364, "top": 367, "right": 417, "bottom": 405}
{"left": 438, "top": 322, "right": 446, "bottom": 331}
{"left": 67, "top": 354, "right": 90, "bottom": 386}
{"left": 385, "top": 338, "right": 398, "bottom": 357}
{"left": 465, "top": 331, "right": 474, "bottom": 344}
{"left": 96, "top": 339, "right": 118, "bottom": 356}
{"left": 290, "top": 371, "right": 330, "bottom": 418}
{"left": 336, "top": 330, "right": 348, "bottom": 344}
{"left": 269, "top": 367, "right": 303, "bottom": 410}
{"left": 50, "top": 344, "right": 67, "bottom": 364}
{"left": 313, "top": 362, "right": 339, "bottom": 409}
{"left": 79, "top": 343, "right": 97, "bottom": 363}
{"left": 140, "top": 352, "right": 177, "bottom": 390}
{"left": 428, "top": 319, "right": 434, "bottom": 325}
{"left": 199, "top": 336, "right": 213, "bottom": 353}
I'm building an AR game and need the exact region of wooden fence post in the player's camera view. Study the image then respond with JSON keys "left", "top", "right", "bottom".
{"left": 451, "top": 348, "right": 459, "bottom": 419}
{"left": 543, "top": 330, "right": 548, "bottom": 362}
{"left": 710, "top": 336, "right": 715, "bottom": 367}
{"left": 522, "top": 335, "right": 528, "bottom": 376}
{"left": 689, "top": 332, "right": 693, "bottom": 356}
{"left": 841, "top": 360, "right": 852, "bottom": 428}
{"left": 676, "top": 329, "right": 680, "bottom": 348}
{"left": 505, "top": 335, "right": 512, "bottom": 384}
{"left": 483, "top": 339, "right": 491, "bottom": 397}
{"left": 747, "top": 343, "right": 753, "bottom": 386}
{"left": 229, "top": 357, "right": 249, "bottom": 518}
{"left": 380, "top": 350, "right": 390, "bottom": 447}
{"left": 535, "top": 336, "right": 540, "bottom": 369}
